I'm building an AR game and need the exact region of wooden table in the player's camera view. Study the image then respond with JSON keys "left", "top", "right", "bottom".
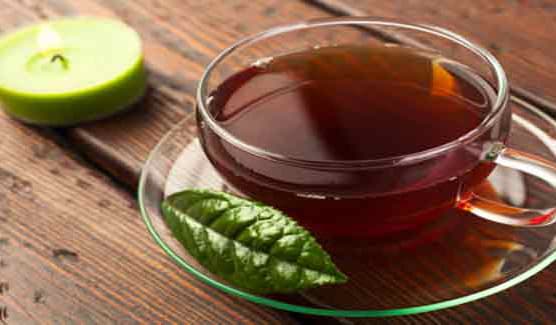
{"left": 1, "top": 0, "right": 555, "bottom": 323}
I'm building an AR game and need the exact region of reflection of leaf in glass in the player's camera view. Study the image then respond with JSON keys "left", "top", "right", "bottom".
{"left": 162, "top": 189, "right": 347, "bottom": 294}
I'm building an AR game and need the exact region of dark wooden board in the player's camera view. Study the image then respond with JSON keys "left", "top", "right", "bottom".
{"left": 0, "top": 112, "right": 299, "bottom": 324}
{"left": 0, "top": 0, "right": 328, "bottom": 187}
{"left": 305, "top": 0, "right": 556, "bottom": 114}
{"left": 0, "top": 0, "right": 555, "bottom": 323}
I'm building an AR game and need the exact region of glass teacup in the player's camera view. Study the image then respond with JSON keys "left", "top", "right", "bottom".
{"left": 196, "top": 17, "right": 556, "bottom": 237}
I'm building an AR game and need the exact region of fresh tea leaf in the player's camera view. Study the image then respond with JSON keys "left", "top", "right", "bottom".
{"left": 161, "top": 189, "right": 347, "bottom": 294}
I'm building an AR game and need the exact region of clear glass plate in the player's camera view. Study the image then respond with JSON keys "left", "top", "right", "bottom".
{"left": 138, "top": 99, "right": 556, "bottom": 317}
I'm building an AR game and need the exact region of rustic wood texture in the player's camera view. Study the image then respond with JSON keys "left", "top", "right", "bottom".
{"left": 0, "top": 0, "right": 555, "bottom": 324}
{"left": 0, "top": 112, "right": 299, "bottom": 324}
{"left": 306, "top": 0, "right": 556, "bottom": 114}
{"left": 0, "top": 0, "right": 328, "bottom": 187}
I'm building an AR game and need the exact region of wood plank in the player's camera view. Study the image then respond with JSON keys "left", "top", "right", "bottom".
{"left": 305, "top": 0, "right": 556, "bottom": 114}
{"left": 0, "top": 112, "right": 298, "bottom": 324}
{"left": 1, "top": 0, "right": 555, "bottom": 323}
{"left": 0, "top": 0, "right": 329, "bottom": 187}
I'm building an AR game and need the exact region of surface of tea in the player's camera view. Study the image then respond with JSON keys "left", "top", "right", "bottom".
{"left": 202, "top": 44, "right": 499, "bottom": 237}
{"left": 211, "top": 44, "right": 492, "bottom": 161}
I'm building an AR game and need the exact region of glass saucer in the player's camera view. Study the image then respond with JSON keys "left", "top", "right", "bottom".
{"left": 138, "top": 99, "right": 556, "bottom": 317}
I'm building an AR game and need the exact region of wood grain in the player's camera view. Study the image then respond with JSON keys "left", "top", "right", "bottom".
{"left": 0, "top": 0, "right": 328, "bottom": 187}
{"left": 0, "top": 112, "right": 298, "bottom": 324}
{"left": 0, "top": 0, "right": 555, "bottom": 324}
{"left": 305, "top": 0, "right": 556, "bottom": 115}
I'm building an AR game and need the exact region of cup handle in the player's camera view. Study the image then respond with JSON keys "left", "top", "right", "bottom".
{"left": 458, "top": 143, "right": 556, "bottom": 226}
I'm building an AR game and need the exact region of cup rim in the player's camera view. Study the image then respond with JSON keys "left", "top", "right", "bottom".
{"left": 196, "top": 17, "right": 509, "bottom": 170}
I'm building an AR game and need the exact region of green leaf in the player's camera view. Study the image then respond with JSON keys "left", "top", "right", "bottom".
{"left": 161, "top": 189, "right": 348, "bottom": 294}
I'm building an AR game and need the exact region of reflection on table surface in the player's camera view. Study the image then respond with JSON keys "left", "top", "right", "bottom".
{"left": 275, "top": 180, "right": 552, "bottom": 310}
